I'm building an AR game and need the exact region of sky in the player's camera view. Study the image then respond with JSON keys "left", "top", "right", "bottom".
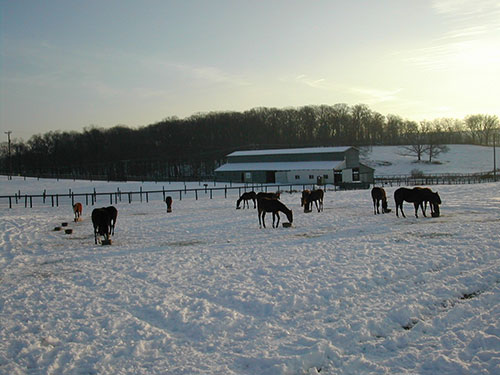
{"left": 1, "top": 0, "right": 500, "bottom": 141}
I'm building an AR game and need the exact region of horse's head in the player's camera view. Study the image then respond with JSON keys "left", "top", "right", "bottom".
{"left": 286, "top": 209, "right": 293, "bottom": 224}
{"left": 433, "top": 191, "right": 442, "bottom": 205}
{"left": 381, "top": 198, "right": 392, "bottom": 213}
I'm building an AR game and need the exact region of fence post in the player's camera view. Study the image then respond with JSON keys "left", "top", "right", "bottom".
{"left": 210, "top": 189, "right": 213, "bottom": 199}
{"left": 195, "top": 190, "right": 198, "bottom": 200}
{"left": 110, "top": 193, "right": 113, "bottom": 205}
{"left": 179, "top": 190, "right": 182, "bottom": 201}
{"left": 25, "top": 195, "right": 27, "bottom": 208}
{"left": 128, "top": 192, "right": 132, "bottom": 204}
{"left": 225, "top": 186, "right": 227, "bottom": 199}
{"left": 9, "top": 196, "right": 12, "bottom": 209}
{"left": 51, "top": 195, "right": 54, "bottom": 207}
{"left": 56, "top": 194, "right": 59, "bottom": 207}
{"left": 146, "top": 192, "right": 149, "bottom": 203}
{"left": 30, "top": 196, "right": 32, "bottom": 208}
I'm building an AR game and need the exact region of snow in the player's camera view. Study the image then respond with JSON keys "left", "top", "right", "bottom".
{"left": 364, "top": 144, "right": 496, "bottom": 176}
{"left": 1, "top": 145, "right": 500, "bottom": 375}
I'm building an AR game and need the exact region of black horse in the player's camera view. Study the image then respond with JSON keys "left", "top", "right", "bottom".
{"left": 302, "top": 189, "right": 324, "bottom": 212}
{"left": 236, "top": 191, "right": 257, "bottom": 209}
{"left": 257, "top": 197, "right": 293, "bottom": 228}
{"left": 165, "top": 196, "right": 173, "bottom": 212}
{"left": 91, "top": 207, "right": 111, "bottom": 244}
{"left": 371, "top": 187, "right": 391, "bottom": 214}
{"left": 394, "top": 187, "right": 441, "bottom": 218}
{"left": 103, "top": 206, "right": 118, "bottom": 235}
{"left": 413, "top": 187, "right": 441, "bottom": 217}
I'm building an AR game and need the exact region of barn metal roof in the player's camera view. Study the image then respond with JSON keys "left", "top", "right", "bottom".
{"left": 227, "top": 146, "right": 352, "bottom": 157}
{"left": 215, "top": 160, "right": 343, "bottom": 172}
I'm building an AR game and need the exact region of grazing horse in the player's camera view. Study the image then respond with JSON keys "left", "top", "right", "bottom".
{"left": 394, "top": 187, "right": 441, "bottom": 218}
{"left": 103, "top": 206, "right": 118, "bottom": 235}
{"left": 165, "top": 196, "right": 173, "bottom": 212}
{"left": 73, "top": 202, "right": 83, "bottom": 221}
{"left": 302, "top": 189, "right": 324, "bottom": 212}
{"left": 413, "top": 187, "right": 441, "bottom": 217}
{"left": 236, "top": 191, "right": 257, "bottom": 209}
{"left": 257, "top": 197, "right": 293, "bottom": 228}
{"left": 371, "top": 187, "right": 391, "bottom": 214}
{"left": 91, "top": 208, "right": 111, "bottom": 244}
{"left": 301, "top": 190, "right": 311, "bottom": 208}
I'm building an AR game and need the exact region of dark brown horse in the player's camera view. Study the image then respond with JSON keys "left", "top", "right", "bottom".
{"left": 91, "top": 208, "right": 111, "bottom": 244}
{"left": 236, "top": 191, "right": 257, "bottom": 209}
{"left": 257, "top": 197, "right": 293, "bottom": 228}
{"left": 302, "top": 189, "right": 324, "bottom": 212}
{"left": 371, "top": 187, "right": 391, "bottom": 214}
{"left": 413, "top": 187, "right": 441, "bottom": 217}
{"left": 165, "top": 196, "right": 173, "bottom": 212}
{"left": 394, "top": 187, "right": 441, "bottom": 218}
{"left": 103, "top": 206, "right": 118, "bottom": 235}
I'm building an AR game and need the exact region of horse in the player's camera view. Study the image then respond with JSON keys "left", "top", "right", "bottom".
{"left": 91, "top": 208, "right": 111, "bottom": 244}
{"left": 394, "top": 187, "right": 441, "bottom": 218}
{"left": 256, "top": 191, "right": 280, "bottom": 200}
{"left": 73, "top": 202, "right": 83, "bottom": 221}
{"left": 371, "top": 187, "right": 391, "bottom": 214}
{"left": 103, "top": 206, "right": 118, "bottom": 235}
{"left": 165, "top": 196, "right": 173, "bottom": 212}
{"left": 301, "top": 190, "right": 310, "bottom": 207}
{"left": 302, "top": 189, "right": 324, "bottom": 212}
{"left": 236, "top": 191, "right": 257, "bottom": 209}
{"left": 257, "top": 197, "right": 293, "bottom": 228}
{"left": 413, "top": 187, "right": 441, "bottom": 217}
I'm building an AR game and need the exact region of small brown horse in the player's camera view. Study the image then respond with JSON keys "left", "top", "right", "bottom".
{"left": 73, "top": 202, "right": 83, "bottom": 221}
{"left": 371, "top": 187, "right": 391, "bottom": 214}
{"left": 236, "top": 191, "right": 257, "bottom": 209}
{"left": 257, "top": 197, "right": 293, "bottom": 228}
{"left": 165, "top": 196, "right": 173, "bottom": 212}
{"left": 302, "top": 189, "right": 324, "bottom": 212}
{"left": 394, "top": 187, "right": 441, "bottom": 218}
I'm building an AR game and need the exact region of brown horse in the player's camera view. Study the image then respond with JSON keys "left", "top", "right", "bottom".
{"left": 302, "top": 189, "right": 324, "bottom": 212}
{"left": 257, "top": 197, "right": 293, "bottom": 228}
{"left": 236, "top": 191, "right": 257, "bottom": 209}
{"left": 371, "top": 187, "right": 391, "bottom": 214}
{"left": 394, "top": 187, "right": 441, "bottom": 218}
{"left": 165, "top": 196, "right": 173, "bottom": 212}
{"left": 73, "top": 202, "right": 83, "bottom": 221}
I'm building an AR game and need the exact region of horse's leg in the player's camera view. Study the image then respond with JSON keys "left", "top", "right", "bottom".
{"left": 262, "top": 212, "right": 266, "bottom": 228}
{"left": 274, "top": 212, "right": 280, "bottom": 228}
{"left": 413, "top": 202, "right": 419, "bottom": 218}
{"left": 253, "top": 198, "right": 256, "bottom": 209}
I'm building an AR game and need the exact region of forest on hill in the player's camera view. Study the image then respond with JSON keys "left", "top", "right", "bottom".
{"left": 1, "top": 104, "right": 498, "bottom": 180}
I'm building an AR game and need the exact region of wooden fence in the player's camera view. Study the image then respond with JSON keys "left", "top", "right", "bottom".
{"left": 0, "top": 183, "right": 321, "bottom": 209}
{"left": 2, "top": 172, "right": 498, "bottom": 209}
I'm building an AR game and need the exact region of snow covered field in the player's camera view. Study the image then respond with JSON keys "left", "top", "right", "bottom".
{"left": 1, "top": 145, "right": 500, "bottom": 374}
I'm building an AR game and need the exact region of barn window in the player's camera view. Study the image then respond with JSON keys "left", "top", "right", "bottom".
{"left": 295, "top": 175, "right": 300, "bottom": 180}
{"left": 352, "top": 168, "right": 360, "bottom": 181}
{"left": 309, "top": 175, "right": 314, "bottom": 179}
{"left": 323, "top": 174, "right": 329, "bottom": 180}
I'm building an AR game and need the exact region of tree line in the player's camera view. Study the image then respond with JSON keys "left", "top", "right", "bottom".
{"left": 1, "top": 104, "right": 498, "bottom": 180}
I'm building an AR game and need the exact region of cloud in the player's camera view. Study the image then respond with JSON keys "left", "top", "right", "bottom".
{"left": 294, "top": 74, "right": 326, "bottom": 89}
{"left": 350, "top": 87, "right": 402, "bottom": 104}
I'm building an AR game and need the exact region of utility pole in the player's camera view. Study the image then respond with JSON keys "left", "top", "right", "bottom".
{"left": 494, "top": 128, "right": 497, "bottom": 182}
{"left": 4, "top": 131, "right": 12, "bottom": 180}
